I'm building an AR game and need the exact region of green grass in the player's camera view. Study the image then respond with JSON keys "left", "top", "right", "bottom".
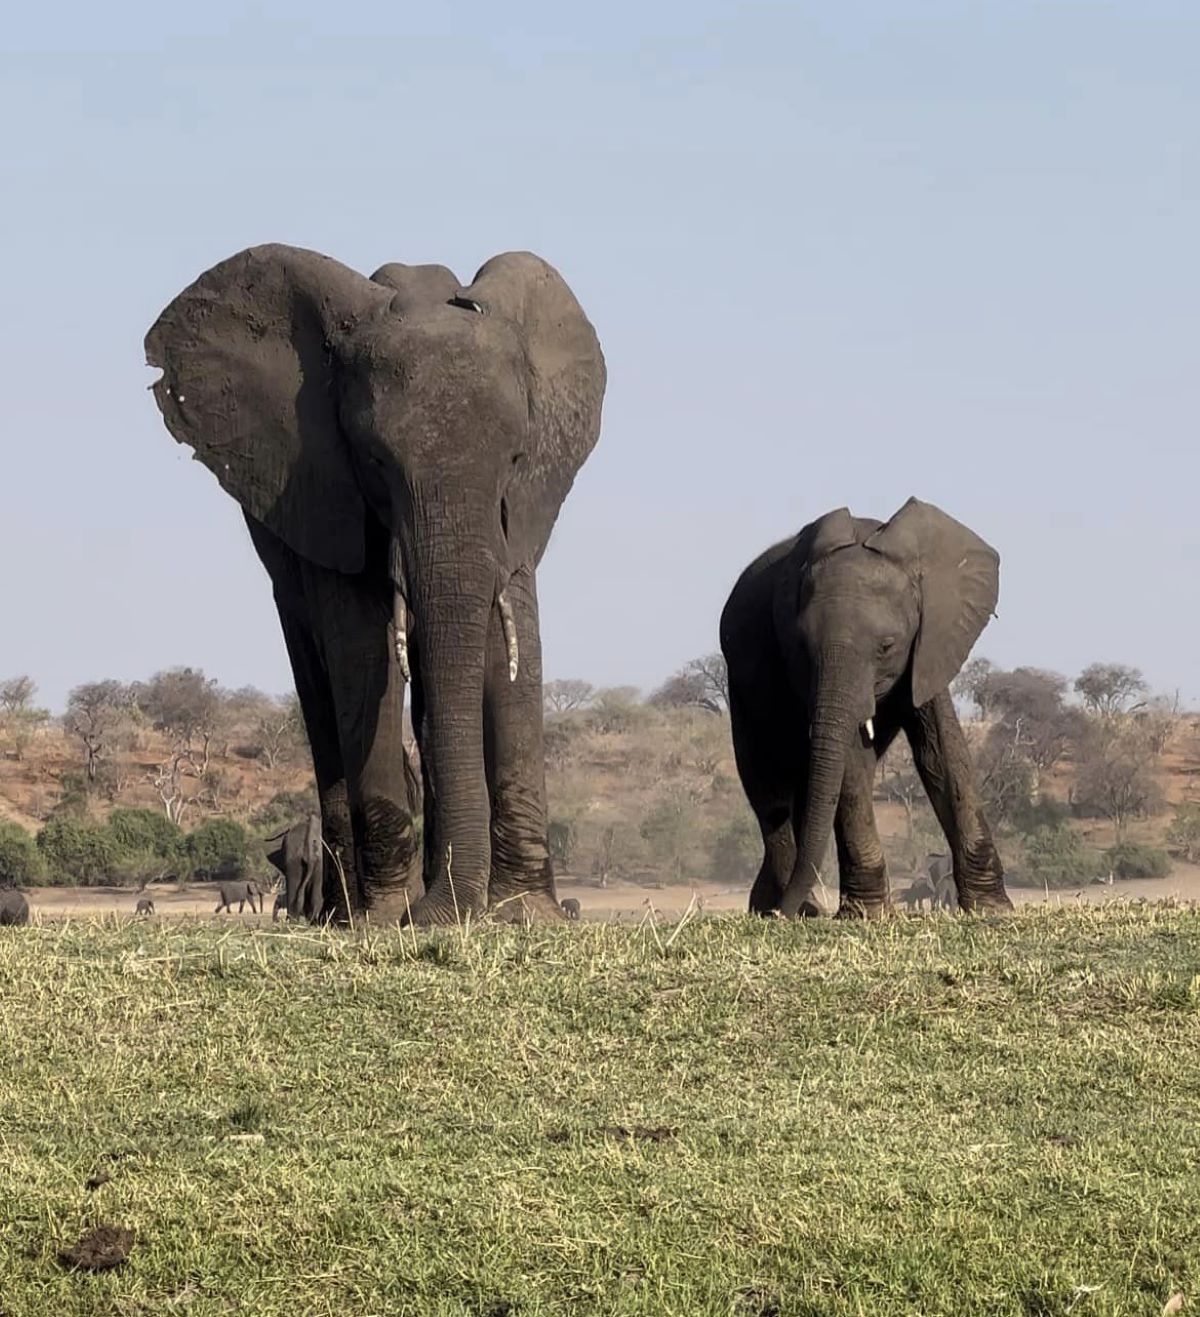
{"left": 1, "top": 907, "right": 1199, "bottom": 1315}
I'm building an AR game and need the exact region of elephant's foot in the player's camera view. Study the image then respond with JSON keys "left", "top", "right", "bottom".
{"left": 834, "top": 897, "right": 892, "bottom": 920}
{"left": 487, "top": 874, "right": 566, "bottom": 925}
{"left": 958, "top": 887, "right": 1015, "bottom": 917}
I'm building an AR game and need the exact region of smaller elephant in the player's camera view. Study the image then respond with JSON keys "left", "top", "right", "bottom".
{"left": 214, "top": 881, "right": 263, "bottom": 915}
{"left": 923, "top": 854, "right": 959, "bottom": 911}
{"left": 272, "top": 892, "right": 288, "bottom": 922}
{"left": 899, "top": 877, "right": 936, "bottom": 911}
{"left": 135, "top": 897, "right": 155, "bottom": 918}
{"left": 265, "top": 815, "right": 323, "bottom": 924}
{"left": 0, "top": 889, "right": 30, "bottom": 925}
{"left": 559, "top": 897, "right": 581, "bottom": 921}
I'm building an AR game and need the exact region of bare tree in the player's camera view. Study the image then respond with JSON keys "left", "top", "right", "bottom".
{"left": 648, "top": 654, "right": 729, "bottom": 715}
{"left": 0, "top": 675, "right": 48, "bottom": 761}
{"left": 1074, "top": 663, "right": 1148, "bottom": 720}
{"left": 255, "top": 693, "right": 306, "bottom": 770}
{"left": 543, "top": 679, "right": 595, "bottom": 715}
{"left": 1074, "top": 726, "right": 1166, "bottom": 843}
{"left": 64, "top": 680, "right": 132, "bottom": 782}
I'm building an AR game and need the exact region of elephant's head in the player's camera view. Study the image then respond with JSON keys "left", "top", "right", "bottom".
{"left": 146, "top": 245, "right": 605, "bottom": 908}
{"left": 772, "top": 497, "right": 998, "bottom": 915}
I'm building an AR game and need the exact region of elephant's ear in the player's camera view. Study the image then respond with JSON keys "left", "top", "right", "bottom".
{"left": 460, "top": 252, "right": 606, "bottom": 572}
{"left": 370, "top": 262, "right": 461, "bottom": 314}
{"left": 145, "top": 244, "right": 391, "bottom": 574}
{"left": 865, "top": 497, "right": 999, "bottom": 708}
{"left": 798, "top": 507, "right": 859, "bottom": 567}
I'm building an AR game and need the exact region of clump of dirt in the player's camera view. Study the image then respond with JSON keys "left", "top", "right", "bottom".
{"left": 58, "top": 1224, "right": 134, "bottom": 1272}
{"left": 547, "top": 1124, "right": 677, "bottom": 1144}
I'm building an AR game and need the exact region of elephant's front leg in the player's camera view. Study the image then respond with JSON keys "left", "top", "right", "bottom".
{"left": 905, "top": 692, "right": 1012, "bottom": 914}
{"left": 314, "top": 569, "right": 423, "bottom": 925}
{"left": 483, "top": 566, "right": 563, "bottom": 923}
{"left": 832, "top": 740, "right": 891, "bottom": 919}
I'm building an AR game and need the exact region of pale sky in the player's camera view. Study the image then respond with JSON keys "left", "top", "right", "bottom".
{"left": 2, "top": 1, "right": 1197, "bottom": 710}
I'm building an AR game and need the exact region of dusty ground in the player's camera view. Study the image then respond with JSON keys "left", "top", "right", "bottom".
{"left": 20, "top": 862, "right": 1200, "bottom": 924}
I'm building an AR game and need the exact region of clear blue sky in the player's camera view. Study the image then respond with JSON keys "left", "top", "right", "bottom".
{"left": 3, "top": 1, "right": 1197, "bottom": 710}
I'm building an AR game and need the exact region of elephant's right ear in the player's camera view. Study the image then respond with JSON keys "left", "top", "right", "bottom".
{"left": 797, "top": 507, "right": 859, "bottom": 567}
{"left": 145, "top": 244, "right": 391, "bottom": 574}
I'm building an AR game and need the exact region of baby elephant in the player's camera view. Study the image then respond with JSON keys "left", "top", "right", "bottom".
{"left": 0, "top": 889, "right": 30, "bottom": 925}
{"left": 215, "top": 881, "right": 262, "bottom": 915}
{"left": 135, "top": 897, "right": 155, "bottom": 918}
{"left": 559, "top": 898, "right": 581, "bottom": 921}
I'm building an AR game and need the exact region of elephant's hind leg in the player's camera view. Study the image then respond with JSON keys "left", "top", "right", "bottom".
{"left": 832, "top": 746, "right": 890, "bottom": 919}
{"left": 728, "top": 690, "right": 798, "bottom": 915}
{"left": 483, "top": 568, "right": 562, "bottom": 923}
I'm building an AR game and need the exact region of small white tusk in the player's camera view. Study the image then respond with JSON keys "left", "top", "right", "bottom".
{"left": 393, "top": 591, "right": 411, "bottom": 682}
{"left": 864, "top": 717, "right": 875, "bottom": 742}
{"left": 497, "top": 590, "right": 519, "bottom": 682}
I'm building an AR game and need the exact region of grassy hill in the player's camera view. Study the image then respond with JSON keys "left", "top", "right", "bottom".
{"left": 1, "top": 908, "right": 1197, "bottom": 1314}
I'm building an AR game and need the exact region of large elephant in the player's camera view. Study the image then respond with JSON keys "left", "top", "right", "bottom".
{"left": 720, "top": 497, "right": 1012, "bottom": 918}
{"left": 146, "top": 246, "right": 606, "bottom": 925}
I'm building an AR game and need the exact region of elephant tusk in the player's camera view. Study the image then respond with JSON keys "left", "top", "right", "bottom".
{"left": 497, "top": 590, "right": 519, "bottom": 682}
{"left": 393, "top": 590, "right": 411, "bottom": 683}
{"left": 864, "top": 717, "right": 875, "bottom": 743}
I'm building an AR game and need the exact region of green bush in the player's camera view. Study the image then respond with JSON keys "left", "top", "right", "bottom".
{"left": 36, "top": 816, "right": 120, "bottom": 886}
{"left": 186, "top": 819, "right": 250, "bottom": 875}
{"left": 1166, "top": 803, "right": 1200, "bottom": 864}
{"left": 1105, "top": 842, "right": 1171, "bottom": 880}
{"left": 0, "top": 823, "right": 43, "bottom": 887}
{"left": 251, "top": 790, "right": 319, "bottom": 835}
{"left": 106, "top": 808, "right": 184, "bottom": 860}
{"left": 1012, "top": 795, "right": 1070, "bottom": 835}
{"left": 1018, "top": 824, "right": 1102, "bottom": 890}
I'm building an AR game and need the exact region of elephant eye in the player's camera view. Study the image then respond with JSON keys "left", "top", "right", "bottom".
{"left": 879, "top": 636, "right": 897, "bottom": 655}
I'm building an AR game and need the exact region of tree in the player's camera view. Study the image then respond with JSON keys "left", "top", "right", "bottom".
{"left": 63, "top": 680, "right": 133, "bottom": 782}
{"left": 1166, "top": 804, "right": 1200, "bottom": 864}
{"left": 973, "top": 666, "right": 1083, "bottom": 791}
{"left": 648, "top": 654, "right": 729, "bottom": 715}
{"left": 589, "top": 687, "right": 644, "bottom": 735}
{"left": 254, "top": 693, "right": 306, "bottom": 770}
{"left": 951, "top": 657, "right": 996, "bottom": 719}
{"left": 37, "top": 816, "right": 120, "bottom": 885}
{"left": 0, "top": 675, "right": 48, "bottom": 761}
{"left": 0, "top": 822, "right": 43, "bottom": 887}
{"left": 1073, "top": 727, "right": 1166, "bottom": 843}
{"left": 1074, "top": 663, "right": 1148, "bottom": 720}
{"left": 543, "top": 679, "right": 595, "bottom": 715}
{"left": 136, "top": 668, "right": 225, "bottom": 775}
{"left": 708, "top": 813, "right": 759, "bottom": 885}
{"left": 1023, "top": 824, "right": 1102, "bottom": 890}
{"left": 185, "top": 819, "right": 251, "bottom": 875}
{"left": 639, "top": 788, "right": 698, "bottom": 883}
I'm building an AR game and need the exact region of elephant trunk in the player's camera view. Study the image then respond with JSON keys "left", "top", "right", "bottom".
{"left": 778, "top": 647, "right": 870, "bottom": 917}
{"left": 404, "top": 504, "right": 497, "bottom": 923}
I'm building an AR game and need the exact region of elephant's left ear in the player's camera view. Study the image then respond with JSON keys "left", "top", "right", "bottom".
{"left": 460, "top": 253, "right": 607, "bottom": 571}
{"left": 865, "top": 497, "right": 999, "bottom": 708}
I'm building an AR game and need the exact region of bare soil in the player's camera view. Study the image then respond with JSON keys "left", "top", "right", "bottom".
{"left": 21, "top": 862, "right": 1200, "bottom": 925}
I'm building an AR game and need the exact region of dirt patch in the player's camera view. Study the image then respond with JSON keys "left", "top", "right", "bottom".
{"left": 58, "top": 1224, "right": 134, "bottom": 1272}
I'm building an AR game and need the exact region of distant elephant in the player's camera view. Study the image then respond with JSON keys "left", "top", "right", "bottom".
{"left": 925, "top": 854, "right": 959, "bottom": 911}
{"left": 214, "top": 881, "right": 263, "bottom": 915}
{"left": 146, "top": 245, "right": 606, "bottom": 926}
{"left": 135, "top": 898, "right": 155, "bottom": 918}
{"left": 559, "top": 898, "right": 581, "bottom": 921}
{"left": 0, "top": 889, "right": 29, "bottom": 925}
{"left": 265, "top": 814, "right": 323, "bottom": 925}
{"left": 898, "top": 877, "right": 935, "bottom": 911}
{"left": 720, "top": 498, "right": 1012, "bottom": 919}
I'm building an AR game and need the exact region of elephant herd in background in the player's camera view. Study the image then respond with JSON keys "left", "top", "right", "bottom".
{"left": 129, "top": 242, "right": 1014, "bottom": 927}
